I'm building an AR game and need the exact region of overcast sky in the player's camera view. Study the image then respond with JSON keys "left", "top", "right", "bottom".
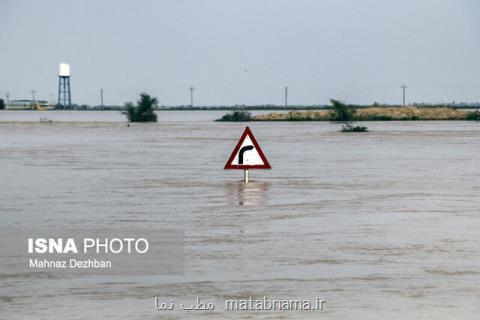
{"left": 1, "top": 0, "right": 479, "bottom": 106}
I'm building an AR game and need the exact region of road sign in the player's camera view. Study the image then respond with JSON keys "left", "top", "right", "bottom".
{"left": 224, "top": 127, "right": 271, "bottom": 170}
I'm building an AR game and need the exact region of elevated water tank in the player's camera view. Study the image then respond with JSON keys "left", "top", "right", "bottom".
{"left": 58, "top": 63, "right": 71, "bottom": 77}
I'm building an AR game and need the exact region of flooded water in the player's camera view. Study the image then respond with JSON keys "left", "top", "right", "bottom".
{"left": 0, "top": 110, "right": 270, "bottom": 122}
{"left": 1, "top": 111, "right": 479, "bottom": 319}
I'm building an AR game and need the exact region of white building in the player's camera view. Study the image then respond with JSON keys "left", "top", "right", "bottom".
{"left": 6, "top": 99, "right": 55, "bottom": 110}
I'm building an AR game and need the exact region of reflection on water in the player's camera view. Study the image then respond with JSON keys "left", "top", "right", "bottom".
{"left": 225, "top": 181, "right": 270, "bottom": 206}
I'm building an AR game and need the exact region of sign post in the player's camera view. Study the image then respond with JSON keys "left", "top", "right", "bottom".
{"left": 224, "top": 127, "right": 271, "bottom": 183}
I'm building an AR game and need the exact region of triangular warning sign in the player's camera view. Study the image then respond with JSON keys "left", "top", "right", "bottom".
{"left": 224, "top": 127, "right": 271, "bottom": 169}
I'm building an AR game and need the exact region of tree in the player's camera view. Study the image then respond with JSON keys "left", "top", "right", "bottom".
{"left": 123, "top": 93, "right": 158, "bottom": 122}
{"left": 0, "top": 99, "right": 5, "bottom": 110}
{"left": 330, "top": 99, "right": 355, "bottom": 121}
{"left": 330, "top": 99, "right": 368, "bottom": 132}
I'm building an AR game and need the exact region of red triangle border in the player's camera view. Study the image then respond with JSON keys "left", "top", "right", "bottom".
{"left": 224, "top": 127, "right": 272, "bottom": 170}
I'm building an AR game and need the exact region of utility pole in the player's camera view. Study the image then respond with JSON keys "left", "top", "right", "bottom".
{"left": 30, "top": 89, "right": 36, "bottom": 109}
{"left": 100, "top": 88, "right": 104, "bottom": 109}
{"left": 6, "top": 92, "right": 10, "bottom": 108}
{"left": 400, "top": 83, "right": 407, "bottom": 107}
{"left": 189, "top": 85, "right": 195, "bottom": 107}
{"left": 284, "top": 86, "right": 288, "bottom": 108}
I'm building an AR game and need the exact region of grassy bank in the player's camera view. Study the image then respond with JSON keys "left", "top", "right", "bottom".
{"left": 253, "top": 107, "right": 480, "bottom": 121}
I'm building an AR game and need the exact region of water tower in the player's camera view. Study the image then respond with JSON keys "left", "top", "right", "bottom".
{"left": 57, "top": 63, "right": 71, "bottom": 108}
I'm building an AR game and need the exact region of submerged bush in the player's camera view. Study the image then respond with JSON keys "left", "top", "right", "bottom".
{"left": 330, "top": 99, "right": 369, "bottom": 132}
{"left": 123, "top": 93, "right": 158, "bottom": 122}
{"left": 341, "top": 123, "right": 368, "bottom": 132}
{"left": 216, "top": 111, "right": 252, "bottom": 122}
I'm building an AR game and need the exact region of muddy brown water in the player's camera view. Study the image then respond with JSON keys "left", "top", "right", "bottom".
{"left": 0, "top": 111, "right": 479, "bottom": 319}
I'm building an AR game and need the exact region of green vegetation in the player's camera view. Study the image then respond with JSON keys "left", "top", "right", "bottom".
{"left": 328, "top": 99, "right": 368, "bottom": 132}
{"left": 216, "top": 110, "right": 252, "bottom": 122}
{"left": 330, "top": 99, "right": 356, "bottom": 121}
{"left": 0, "top": 99, "right": 4, "bottom": 110}
{"left": 342, "top": 123, "right": 368, "bottom": 132}
{"left": 123, "top": 93, "right": 158, "bottom": 122}
{"left": 466, "top": 111, "right": 480, "bottom": 121}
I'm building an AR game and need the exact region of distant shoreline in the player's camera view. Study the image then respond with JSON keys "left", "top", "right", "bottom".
{"left": 2, "top": 104, "right": 480, "bottom": 112}
{"left": 2, "top": 106, "right": 331, "bottom": 111}
{"left": 252, "top": 107, "right": 480, "bottom": 121}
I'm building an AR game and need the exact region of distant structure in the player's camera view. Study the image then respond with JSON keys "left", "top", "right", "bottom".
{"left": 189, "top": 85, "right": 195, "bottom": 107}
{"left": 6, "top": 100, "right": 54, "bottom": 110}
{"left": 400, "top": 83, "right": 407, "bottom": 107}
{"left": 57, "top": 63, "right": 72, "bottom": 109}
{"left": 100, "top": 88, "right": 104, "bottom": 108}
